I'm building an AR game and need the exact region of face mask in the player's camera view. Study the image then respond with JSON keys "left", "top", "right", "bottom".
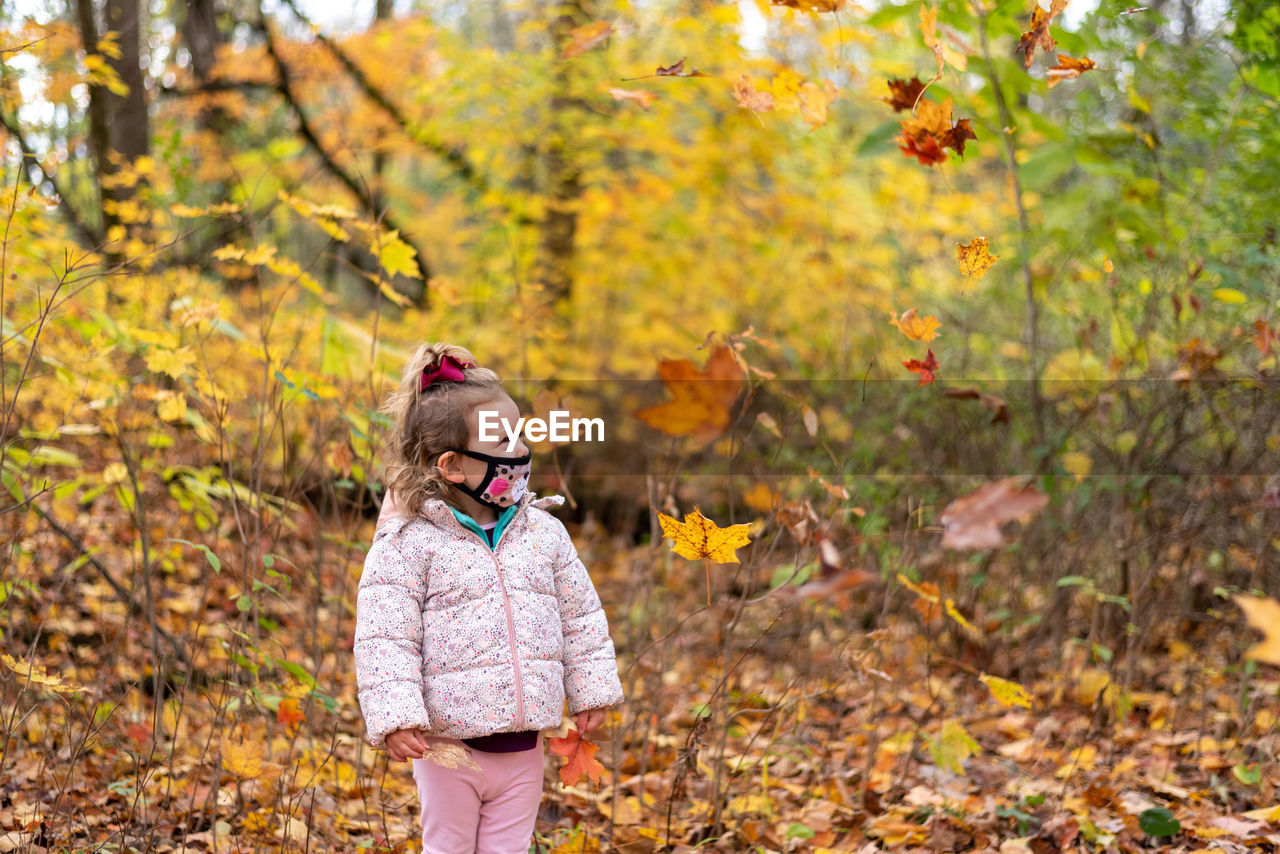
{"left": 446, "top": 448, "right": 532, "bottom": 509}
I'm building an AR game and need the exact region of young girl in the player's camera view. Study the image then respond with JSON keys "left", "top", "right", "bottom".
{"left": 354, "top": 343, "right": 625, "bottom": 854}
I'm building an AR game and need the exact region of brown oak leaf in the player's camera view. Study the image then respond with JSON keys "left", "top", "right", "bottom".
{"left": 1014, "top": 0, "right": 1068, "bottom": 70}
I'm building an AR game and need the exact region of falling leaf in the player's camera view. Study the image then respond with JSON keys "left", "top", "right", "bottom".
{"left": 889, "top": 307, "right": 941, "bottom": 342}
{"left": 421, "top": 741, "right": 482, "bottom": 771}
{"left": 548, "top": 729, "right": 605, "bottom": 786}
{"left": 941, "top": 386, "right": 1009, "bottom": 423}
{"left": 919, "top": 5, "right": 968, "bottom": 73}
{"left": 1233, "top": 595, "right": 1280, "bottom": 665}
{"left": 980, "top": 673, "right": 1033, "bottom": 708}
{"left": 798, "top": 79, "right": 837, "bottom": 131}
{"left": 1014, "top": 0, "right": 1069, "bottom": 70}
{"left": 938, "top": 118, "right": 977, "bottom": 157}
{"left": 562, "top": 20, "right": 612, "bottom": 59}
{"left": 896, "top": 95, "right": 975, "bottom": 165}
{"left": 633, "top": 344, "right": 745, "bottom": 442}
{"left": 957, "top": 237, "right": 999, "bottom": 278}
{"left": 606, "top": 86, "right": 656, "bottom": 109}
{"left": 377, "top": 230, "right": 422, "bottom": 280}
{"left": 656, "top": 58, "right": 707, "bottom": 77}
{"left": 883, "top": 77, "right": 927, "bottom": 112}
{"left": 733, "top": 75, "right": 775, "bottom": 112}
{"left": 939, "top": 477, "right": 1049, "bottom": 550}
{"left": 1047, "top": 53, "right": 1097, "bottom": 88}
{"left": 771, "top": 0, "right": 846, "bottom": 11}
{"left": 1, "top": 653, "right": 88, "bottom": 694}
{"left": 898, "top": 132, "right": 947, "bottom": 166}
{"left": 657, "top": 506, "right": 751, "bottom": 564}
{"left": 903, "top": 348, "right": 939, "bottom": 386}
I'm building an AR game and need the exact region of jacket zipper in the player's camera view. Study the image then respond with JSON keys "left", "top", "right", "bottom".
{"left": 452, "top": 502, "right": 527, "bottom": 730}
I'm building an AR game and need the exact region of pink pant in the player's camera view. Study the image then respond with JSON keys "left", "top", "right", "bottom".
{"left": 411, "top": 734, "right": 545, "bottom": 854}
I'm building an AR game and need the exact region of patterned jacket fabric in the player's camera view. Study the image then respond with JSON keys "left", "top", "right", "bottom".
{"left": 354, "top": 492, "right": 625, "bottom": 748}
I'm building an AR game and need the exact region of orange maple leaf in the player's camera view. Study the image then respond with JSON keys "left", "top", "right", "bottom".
{"left": 633, "top": 344, "right": 745, "bottom": 442}
{"left": 277, "top": 697, "right": 305, "bottom": 728}
{"left": 1014, "top": 0, "right": 1069, "bottom": 70}
{"left": 889, "top": 307, "right": 942, "bottom": 342}
{"left": 903, "top": 348, "right": 939, "bottom": 386}
{"left": 548, "top": 729, "right": 605, "bottom": 787}
{"left": 1046, "top": 53, "right": 1097, "bottom": 88}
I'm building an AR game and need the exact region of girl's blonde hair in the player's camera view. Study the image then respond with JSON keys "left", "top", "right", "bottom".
{"left": 381, "top": 342, "right": 505, "bottom": 515}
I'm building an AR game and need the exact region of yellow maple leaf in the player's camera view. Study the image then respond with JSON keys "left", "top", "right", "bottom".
{"left": 888, "top": 307, "right": 941, "bottom": 342}
{"left": 980, "top": 673, "right": 1032, "bottom": 708}
{"left": 901, "top": 95, "right": 953, "bottom": 138}
{"left": 223, "top": 739, "right": 265, "bottom": 778}
{"left": 658, "top": 506, "right": 751, "bottom": 564}
{"left": 1, "top": 653, "right": 87, "bottom": 693}
{"left": 377, "top": 231, "right": 422, "bottom": 280}
{"left": 156, "top": 392, "right": 187, "bottom": 422}
{"left": 798, "top": 79, "right": 837, "bottom": 132}
{"left": 1234, "top": 595, "right": 1280, "bottom": 665}
{"left": 957, "top": 236, "right": 999, "bottom": 278}
{"left": 145, "top": 347, "right": 196, "bottom": 379}
{"left": 931, "top": 719, "right": 979, "bottom": 774}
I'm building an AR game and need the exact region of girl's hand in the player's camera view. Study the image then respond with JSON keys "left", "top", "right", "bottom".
{"left": 386, "top": 728, "right": 429, "bottom": 761}
{"left": 574, "top": 708, "right": 606, "bottom": 736}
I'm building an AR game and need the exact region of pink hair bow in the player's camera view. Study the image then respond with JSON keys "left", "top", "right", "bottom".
{"left": 420, "top": 354, "right": 475, "bottom": 391}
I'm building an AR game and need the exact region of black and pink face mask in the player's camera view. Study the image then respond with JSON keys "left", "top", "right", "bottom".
{"left": 447, "top": 448, "right": 532, "bottom": 509}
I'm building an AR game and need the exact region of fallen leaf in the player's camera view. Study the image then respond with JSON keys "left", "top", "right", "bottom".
{"left": 0, "top": 653, "right": 88, "bottom": 693}
{"left": 1233, "top": 595, "right": 1280, "bottom": 665}
{"left": 980, "top": 673, "right": 1033, "bottom": 708}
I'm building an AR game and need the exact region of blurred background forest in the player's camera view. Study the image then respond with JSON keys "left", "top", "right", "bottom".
{"left": 2, "top": 0, "right": 1280, "bottom": 849}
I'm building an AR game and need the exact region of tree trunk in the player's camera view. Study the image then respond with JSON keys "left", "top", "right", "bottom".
{"left": 73, "top": 0, "right": 117, "bottom": 242}
{"left": 536, "top": 0, "right": 589, "bottom": 307}
{"left": 104, "top": 0, "right": 149, "bottom": 166}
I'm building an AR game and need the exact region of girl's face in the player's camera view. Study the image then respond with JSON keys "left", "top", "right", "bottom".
{"left": 438, "top": 394, "right": 530, "bottom": 506}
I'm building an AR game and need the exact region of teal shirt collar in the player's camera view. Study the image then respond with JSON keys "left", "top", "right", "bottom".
{"left": 449, "top": 502, "right": 518, "bottom": 551}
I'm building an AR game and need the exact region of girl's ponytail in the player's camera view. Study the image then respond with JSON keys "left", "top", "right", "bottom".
{"left": 381, "top": 343, "right": 504, "bottom": 515}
